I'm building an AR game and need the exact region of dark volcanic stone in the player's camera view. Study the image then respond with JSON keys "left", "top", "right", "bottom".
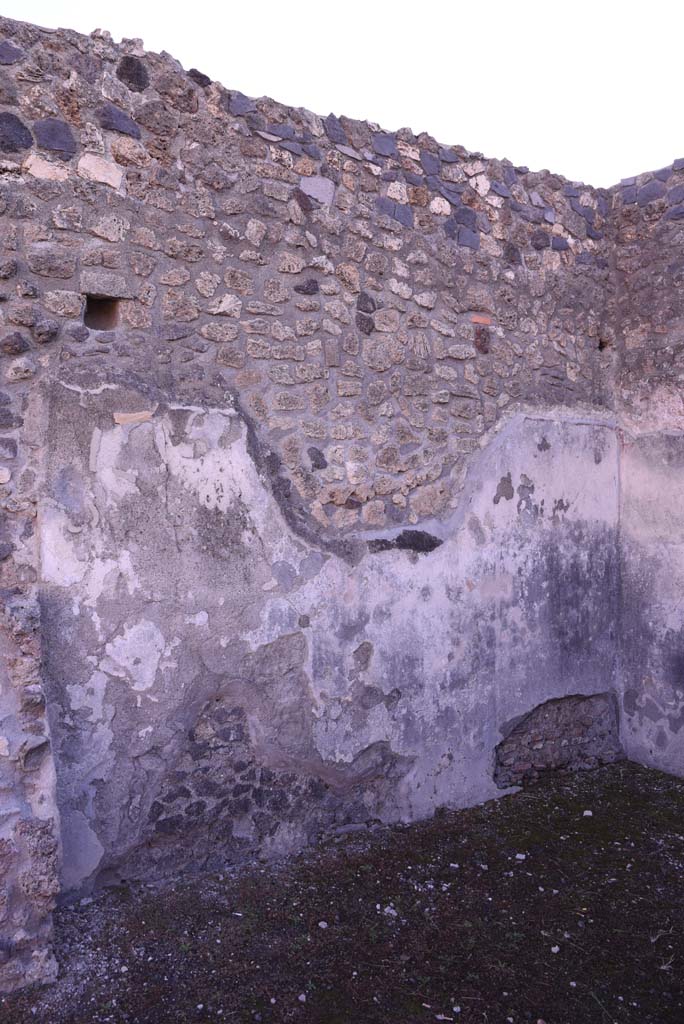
{"left": 294, "top": 279, "right": 319, "bottom": 295}
{"left": 33, "top": 117, "right": 76, "bottom": 160}
{"left": 665, "top": 205, "right": 684, "bottom": 221}
{"left": 0, "top": 40, "right": 23, "bottom": 64}
{"left": 0, "top": 69, "right": 17, "bottom": 106}
{"left": 622, "top": 186, "right": 637, "bottom": 205}
{"left": 229, "top": 92, "right": 256, "bottom": 116}
{"left": 308, "top": 446, "right": 327, "bottom": 470}
{"left": 293, "top": 188, "right": 315, "bottom": 212}
{"left": 355, "top": 312, "right": 374, "bottom": 336}
{"left": 444, "top": 216, "right": 458, "bottom": 240}
{"left": 188, "top": 68, "right": 211, "bottom": 88}
{"left": 667, "top": 184, "right": 684, "bottom": 206}
{"left": 393, "top": 203, "right": 413, "bottom": 228}
{"left": 357, "top": 292, "right": 377, "bottom": 315}
{"left": 371, "top": 133, "right": 397, "bottom": 158}
{"left": 376, "top": 196, "right": 395, "bottom": 219}
{"left": 570, "top": 199, "right": 595, "bottom": 223}
{"left": 458, "top": 227, "right": 480, "bottom": 250}
{"left": 0, "top": 438, "right": 17, "bottom": 459}
{"left": 267, "top": 123, "right": 296, "bottom": 140}
{"left": 454, "top": 206, "right": 477, "bottom": 230}
{"left": 551, "top": 236, "right": 570, "bottom": 251}
{"left": 0, "top": 259, "right": 17, "bottom": 279}
{"left": 323, "top": 114, "right": 347, "bottom": 144}
{"left": 531, "top": 229, "right": 551, "bottom": 250}
{"left": 0, "top": 111, "right": 31, "bottom": 152}
{"left": 637, "top": 179, "right": 666, "bottom": 207}
{"left": 116, "top": 55, "right": 149, "bottom": 92}
{"left": 503, "top": 242, "right": 521, "bottom": 264}
{"left": 491, "top": 180, "right": 512, "bottom": 198}
{"left": 419, "top": 150, "right": 440, "bottom": 176}
{"left": 503, "top": 164, "right": 517, "bottom": 185}
{"left": 98, "top": 103, "right": 141, "bottom": 139}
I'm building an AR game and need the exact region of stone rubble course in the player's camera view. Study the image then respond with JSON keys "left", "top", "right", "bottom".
{"left": 0, "top": 13, "right": 682, "bottom": 994}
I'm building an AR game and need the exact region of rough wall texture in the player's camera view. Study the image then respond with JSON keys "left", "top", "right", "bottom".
{"left": 0, "top": 13, "right": 681, "bottom": 991}
{"left": 494, "top": 692, "right": 623, "bottom": 788}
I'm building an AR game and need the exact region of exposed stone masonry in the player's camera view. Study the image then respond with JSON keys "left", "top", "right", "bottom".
{"left": 494, "top": 693, "right": 623, "bottom": 789}
{"left": 0, "top": 13, "right": 682, "bottom": 995}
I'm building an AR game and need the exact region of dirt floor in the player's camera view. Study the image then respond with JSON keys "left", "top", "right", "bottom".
{"left": 2, "top": 762, "right": 683, "bottom": 1024}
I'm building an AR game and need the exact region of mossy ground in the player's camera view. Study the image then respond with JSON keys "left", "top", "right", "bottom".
{"left": 2, "top": 762, "right": 683, "bottom": 1024}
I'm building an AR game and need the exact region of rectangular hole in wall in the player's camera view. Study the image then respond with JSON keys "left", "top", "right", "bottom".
{"left": 84, "top": 295, "right": 120, "bottom": 331}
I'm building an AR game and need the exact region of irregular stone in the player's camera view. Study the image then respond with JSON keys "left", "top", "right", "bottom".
{"left": 323, "top": 113, "right": 347, "bottom": 144}
{"left": 372, "top": 133, "right": 397, "bottom": 158}
{"left": 0, "top": 331, "right": 30, "bottom": 355}
{"left": 458, "top": 227, "right": 480, "bottom": 250}
{"left": 429, "top": 196, "right": 450, "bottom": 216}
{"left": 294, "top": 278, "right": 319, "bottom": 295}
{"left": 98, "top": 103, "right": 141, "bottom": 139}
{"left": 0, "top": 39, "right": 23, "bottom": 64}
{"left": 228, "top": 91, "right": 256, "bottom": 115}
{"left": 44, "top": 290, "right": 82, "bottom": 317}
{"left": 116, "top": 55, "right": 149, "bottom": 92}
{"left": 77, "top": 153, "right": 124, "bottom": 189}
{"left": 91, "top": 214, "right": 130, "bottom": 242}
{"left": 209, "top": 294, "right": 242, "bottom": 317}
{"left": 299, "top": 175, "right": 335, "bottom": 205}
{"left": 530, "top": 229, "right": 551, "bottom": 250}
{"left": 201, "top": 321, "right": 239, "bottom": 342}
{"left": 33, "top": 319, "right": 59, "bottom": 344}
{"left": 24, "top": 153, "right": 70, "bottom": 180}
{"left": 33, "top": 118, "right": 76, "bottom": 160}
{"left": 0, "top": 111, "right": 32, "bottom": 152}
{"left": 27, "top": 247, "right": 76, "bottom": 279}
{"left": 80, "top": 270, "right": 132, "bottom": 298}
{"left": 637, "top": 179, "right": 666, "bottom": 207}
{"left": 188, "top": 68, "right": 211, "bottom": 88}
{"left": 111, "top": 136, "right": 150, "bottom": 166}
{"left": 278, "top": 253, "right": 306, "bottom": 274}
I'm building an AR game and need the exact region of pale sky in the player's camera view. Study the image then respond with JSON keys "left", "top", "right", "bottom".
{"left": 8, "top": 0, "right": 684, "bottom": 188}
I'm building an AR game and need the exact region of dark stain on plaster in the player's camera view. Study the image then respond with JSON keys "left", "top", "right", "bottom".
{"left": 367, "top": 530, "right": 443, "bottom": 555}
{"left": 494, "top": 472, "right": 514, "bottom": 504}
{"left": 516, "top": 474, "right": 538, "bottom": 518}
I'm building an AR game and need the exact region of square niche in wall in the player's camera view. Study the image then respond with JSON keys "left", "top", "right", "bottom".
{"left": 84, "top": 295, "right": 120, "bottom": 331}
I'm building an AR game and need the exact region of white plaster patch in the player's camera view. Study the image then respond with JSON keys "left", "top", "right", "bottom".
{"left": 90, "top": 426, "right": 140, "bottom": 503}
{"left": 67, "top": 670, "right": 108, "bottom": 723}
{"left": 101, "top": 620, "right": 165, "bottom": 691}
{"left": 40, "top": 505, "right": 87, "bottom": 586}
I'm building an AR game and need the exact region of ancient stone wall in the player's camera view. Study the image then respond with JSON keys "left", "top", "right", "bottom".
{"left": 494, "top": 692, "right": 622, "bottom": 788}
{"left": 0, "top": 12, "right": 681, "bottom": 993}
